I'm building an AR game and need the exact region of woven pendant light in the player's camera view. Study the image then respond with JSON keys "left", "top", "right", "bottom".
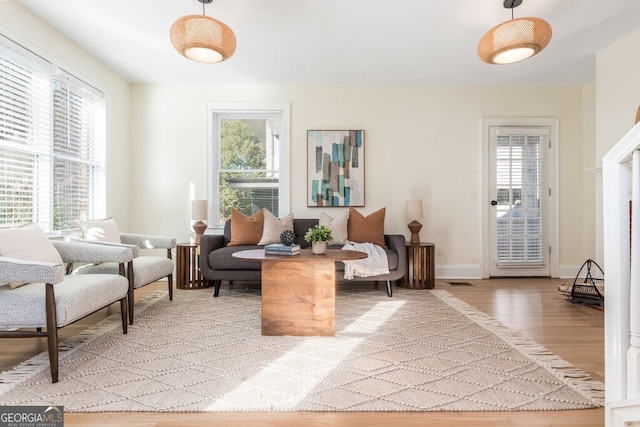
{"left": 170, "top": 0, "right": 236, "bottom": 63}
{"left": 478, "top": 0, "right": 551, "bottom": 65}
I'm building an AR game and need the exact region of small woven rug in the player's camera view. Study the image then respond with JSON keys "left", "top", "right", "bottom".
{"left": 0, "top": 288, "right": 604, "bottom": 412}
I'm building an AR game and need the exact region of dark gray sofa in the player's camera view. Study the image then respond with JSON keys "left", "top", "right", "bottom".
{"left": 200, "top": 218, "right": 407, "bottom": 298}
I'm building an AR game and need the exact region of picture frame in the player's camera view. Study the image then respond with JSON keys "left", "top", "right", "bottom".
{"left": 307, "top": 130, "right": 365, "bottom": 207}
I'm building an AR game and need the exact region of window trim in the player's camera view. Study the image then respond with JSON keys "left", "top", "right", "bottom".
{"left": 206, "top": 102, "right": 291, "bottom": 228}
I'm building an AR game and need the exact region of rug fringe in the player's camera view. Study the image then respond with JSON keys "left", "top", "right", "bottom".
{"left": 0, "top": 290, "right": 167, "bottom": 394}
{"left": 431, "top": 290, "right": 605, "bottom": 405}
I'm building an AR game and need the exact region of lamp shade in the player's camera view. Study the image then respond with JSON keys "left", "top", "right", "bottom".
{"left": 191, "top": 200, "right": 208, "bottom": 221}
{"left": 478, "top": 16, "right": 552, "bottom": 64}
{"left": 406, "top": 200, "right": 424, "bottom": 222}
{"left": 170, "top": 14, "right": 236, "bottom": 63}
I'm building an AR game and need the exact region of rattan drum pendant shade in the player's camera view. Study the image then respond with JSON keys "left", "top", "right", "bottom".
{"left": 478, "top": 17, "right": 551, "bottom": 64}
{"left": 170, "top": 1, "right": 236, "bottom": 63}
{"left": 478, "top": 1, "right": 551, "bottom": 65}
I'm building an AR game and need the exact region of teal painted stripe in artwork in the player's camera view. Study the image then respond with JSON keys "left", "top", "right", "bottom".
{"left": 332, "top": 143, "right": 345, "bottom": 167}
{"left": 355, "top": 130, "right": 363, "bottom": 147}
{"left": 338, "top": 174, "right": 345, "bottom": 197}
{"left": 315, "top": 146, "right": 322, "bottom": 173}
{"left": 344, "top": 186, "right": 351, "bottom": 206}
{"left": 322, "top": 181, "right": 331, "bottom": 205}
{"left": 351, "top": 145, "right": 359, "bottom": 168}
{"left": 311, "top": 180, "right": 320, "bottom": 204}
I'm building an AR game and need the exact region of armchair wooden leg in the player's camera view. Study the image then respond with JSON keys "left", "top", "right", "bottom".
{"left": 45, "top": 283, "right": 59, "bottom": 383}
{"left": 386, "top": 280, "right": 393, "bottom": 297}
{"left": 168, "top": 274, "right": 173, "bottom": 301}
{"left": 127, "top": 262, "right": 135, "bottom": 325}
{"left": 120, "top": 296, "right": 128, "bottom": 334}
{"left": 213, "top": 280, "right": 221, "bottom": 297}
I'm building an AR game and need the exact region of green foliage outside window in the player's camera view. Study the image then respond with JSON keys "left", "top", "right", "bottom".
{"left": 218, "top": 120, "right": 267, "bottom": 221}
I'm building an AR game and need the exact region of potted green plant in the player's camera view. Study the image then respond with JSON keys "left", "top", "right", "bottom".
{"left": 304, "top": 224, "right": 333, "bottom": 254}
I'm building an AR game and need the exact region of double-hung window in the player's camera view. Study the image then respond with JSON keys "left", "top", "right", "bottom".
{"left": 0, "top": 34, "right": 106, "bottom": 233}
{"left": 208, "top": 102, "right": 290, "bottom": 227}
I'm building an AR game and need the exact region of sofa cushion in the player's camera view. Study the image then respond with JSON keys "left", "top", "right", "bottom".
{"left": 228, "top": 209, "right": 264, "bottom": 246}
{"left": 347, "top": 207, "right": 386, "bottom": 248}
{"left": 258, "top": 210, "right": 294, "bottom": 245}
{"left": 77, "top": 217, "right": 121, "bottom": 243}
{"left": 293, "top": 219, "right": 319, "bottom": 248}
{"left": 319, "top": 211, "right": 349, "bottom": 245}
{"left": 208, "top": 245, "right": 263, "bottom": 270}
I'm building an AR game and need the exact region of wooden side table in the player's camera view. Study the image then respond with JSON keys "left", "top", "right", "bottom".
{"left": 176, "top": 243, "right": 211, "bottom": 290}
{"left": 400, "top": 242, "right": 435, "bottom": 289}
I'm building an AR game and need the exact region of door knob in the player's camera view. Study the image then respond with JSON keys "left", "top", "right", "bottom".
{"left": 490, "top": 200, "right": 498, "bottom": 206}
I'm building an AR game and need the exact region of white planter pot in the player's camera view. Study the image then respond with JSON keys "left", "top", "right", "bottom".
{"left": 311, "top": 241, "right": 327, "bottom": 255}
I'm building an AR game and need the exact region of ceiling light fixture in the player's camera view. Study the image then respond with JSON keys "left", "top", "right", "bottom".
{"left": 170, "top": 0, "right": 236, "bottom": 63}
{"left": 478, "top": 0, "right": 552, "bottom": 65}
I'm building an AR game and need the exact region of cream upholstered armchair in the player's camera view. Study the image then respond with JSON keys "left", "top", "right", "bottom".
{"left": 0, "top": 224, "right": 131, "bottom": 383}
{"left": 70, "top": 218, "right": 176, "bottom": 324}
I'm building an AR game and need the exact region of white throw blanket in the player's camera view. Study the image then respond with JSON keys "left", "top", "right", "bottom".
{"left": 341, "top": 241, "right": 389, "bottom": 279}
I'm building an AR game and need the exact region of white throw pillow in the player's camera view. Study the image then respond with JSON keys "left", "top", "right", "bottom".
{"left": 0, "top": 223, "right": 63, "bottom": 264}
{"left": 258, "top": 209, "right": 294, "bottom": 245}
{"left": 77, "top": 217, "right": 121, "bottom": 243}
{"left": 319, "top": 211, "right": 349, "bottom": 245}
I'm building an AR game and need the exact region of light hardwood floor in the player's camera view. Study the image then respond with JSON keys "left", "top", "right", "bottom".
{"left": 0, "top": 278, "right": 604, "bottom": 427}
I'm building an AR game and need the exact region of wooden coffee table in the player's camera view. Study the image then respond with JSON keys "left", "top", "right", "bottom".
{"left": 233, "top": 248, "right": 366, "bottom": 336}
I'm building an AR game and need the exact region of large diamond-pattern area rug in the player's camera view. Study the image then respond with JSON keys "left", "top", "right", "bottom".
{"left": 0, "top": 287, "right": 604, "bottom": 412}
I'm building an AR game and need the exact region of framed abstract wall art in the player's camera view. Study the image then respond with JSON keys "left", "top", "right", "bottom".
{"left": 307, "top": 130, "right": 365, "bottom": 207}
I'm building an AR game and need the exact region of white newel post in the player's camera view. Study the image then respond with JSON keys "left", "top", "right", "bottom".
{"left": 629, "top": 150, "right": 640, "bottom": 399}
{"left": 604, "top": 124, "right": 640, "bottom": 426}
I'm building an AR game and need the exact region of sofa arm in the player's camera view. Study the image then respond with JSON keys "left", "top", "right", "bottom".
{"left": 0, "top": 257, "right": 65, "bottom": 285}
{"left": 51, "top": 240, "right": 134, "bottom": 264}
{"left": 120, "top": 233, "right": 176, "bottom": 250}
{"left": 385, "top": 234, "right": 407, "bottom": 274}
{"left": 199, "top": 234, "right": 226, "bottom": 277}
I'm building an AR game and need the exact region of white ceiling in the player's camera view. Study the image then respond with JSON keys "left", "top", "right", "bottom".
{"left": 14, "top": 0, "right": 640, "bottom": 86}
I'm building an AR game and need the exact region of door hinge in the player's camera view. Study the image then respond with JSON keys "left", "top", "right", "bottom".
{"left": 549, "top": 188, "right": 551, "bottom": 196}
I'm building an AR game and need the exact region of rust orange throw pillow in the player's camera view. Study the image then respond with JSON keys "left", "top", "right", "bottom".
{"left": 347, "top": 207, "right": 386, "bottom": 248}
{"left": 227, "top": 208, "right": 264, "bottom": 246}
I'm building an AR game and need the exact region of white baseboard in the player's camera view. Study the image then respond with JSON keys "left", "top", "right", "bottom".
{"left": 435, "top": 265, "right": 483, "bottom": 280}
{"left": 434, "top": 264, "right": 580, "bottom": 280}
{"left": 558, "top": 265, "right": 584, "bottom": 279}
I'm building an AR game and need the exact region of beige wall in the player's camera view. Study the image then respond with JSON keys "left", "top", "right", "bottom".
{"left": 595, "top": 28, "right": 640, "bottom": 264}
{"left": 0, "top": 2, "right": 598, "bottom": 278}
{"left": 0, "top": 2, "right": 132, "bottom": 230}
{"left": 131, "top": 84, "right": 587, "bottom": 277}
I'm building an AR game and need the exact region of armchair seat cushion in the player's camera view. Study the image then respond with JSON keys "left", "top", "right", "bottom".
{"left": 129, "top": 257, "right": 174, "bottom": 288}
{"left": 73, "top": 257, "right": 174, "bottom": 289}
{"left": 0, "top": 274, "right": 128, "bottom": 329}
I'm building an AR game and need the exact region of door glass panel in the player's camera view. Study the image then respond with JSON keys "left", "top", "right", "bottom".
{"left": 495, "top": 134, "right": 544, "bottom": 264}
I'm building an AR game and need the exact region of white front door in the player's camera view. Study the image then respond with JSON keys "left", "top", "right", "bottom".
{"left": 488, "top": 126, "right": 551, "bottom": 277}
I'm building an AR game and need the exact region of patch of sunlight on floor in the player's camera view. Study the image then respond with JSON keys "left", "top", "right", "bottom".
{"left": 205, "top": 299, "right": 406, "bottom": 410}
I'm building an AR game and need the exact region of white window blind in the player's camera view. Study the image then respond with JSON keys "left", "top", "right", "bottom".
{"left": 495, "top": 128, "right": 549, "bottom": 266}
{"left": 0, "top": 34, "right": 106, "bottom": 233}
